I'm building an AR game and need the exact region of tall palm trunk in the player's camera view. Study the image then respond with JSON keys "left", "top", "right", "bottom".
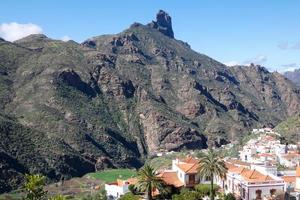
{"left": 147, "top": 183, "right": 152, "bottom": 200}
{"left": 210, "top": 173, "right": 214, "bottom": 200}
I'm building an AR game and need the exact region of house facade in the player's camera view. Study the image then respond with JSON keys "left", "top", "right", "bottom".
{"left": 223, "top": 163, "right": 285, "bottom": 200}
{"left": 105, "top": 178, "right": 137, "bottom": 200}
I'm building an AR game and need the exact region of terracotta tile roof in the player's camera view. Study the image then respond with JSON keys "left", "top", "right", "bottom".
{"left": 226, "top": 162, "right": 274, "bottom": 182}
{"left": 181, "top": 156, "right": 199, "bottom": 164}
{"left": 241, "top": 169, "right": 274, "bottom": 182}
{"left": 296, "top": 166, "right": 300, "bottom": 177}
{"left": 157, "top": 171, "right": 184, "bottom": 188}
{"left": 282, "top": 176, "right": 296, "bottom": 183}
{"left": 115, "top": 178, "right": 137, "bottom": 187}
{"left": 176, "top": 163, "right": 198, "bottom": 174}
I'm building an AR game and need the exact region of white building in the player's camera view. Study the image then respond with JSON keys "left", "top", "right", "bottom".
{"left": 240, "top": 147, "right": 256, "bottom": 162}
{"left": 105, "top": 178, "right": 136, "bottom": 200}
{"left": 278, "top": 153, "right": 300, "bottom": 168}
{"left": 223, "top": 163, "right": 285, "bottom": 200}
{"left": 250, "top": 163, "right": 277, "bottom": 176}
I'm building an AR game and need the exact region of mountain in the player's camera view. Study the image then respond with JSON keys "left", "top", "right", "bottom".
{"left": 284, "top": 69, "right": 300, "bottom": 86}
{"left": 1, "top": 10, "right": 300, "bottom": 193}
{"left": 274, "top": 113, "right": 300, "bottom": 143}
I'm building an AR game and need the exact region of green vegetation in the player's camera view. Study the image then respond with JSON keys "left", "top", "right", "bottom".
{"left": 78, "top": 189, "right": 107, "bottom": 200}
{"left": 135, "top": 165, "right": 165, "bottom": 200}
{"left": 88, "top": 169, "right": 136, "bottom": 183}
{"left": 223, "top": 193, "right": 236, "bottom": 200}
{"left": 172, "top": 188, "right": 201, "bottom": 200}
{"left": 198, "top": 149, "right": 227, "bottom": 200}
{"left": 119, "top": 193, "right": 139, "bottom": 200}
{"left": 275, "top": 114, "right": 300, "bottom": 144}
{"left": 24, "top": 174, "right": 47, "bottom": 200}
{"left": 194, "top": 184, "right": 219, "bottom": 197}
{"left": 48, "top": 195, "right": 66, "bottom": 200}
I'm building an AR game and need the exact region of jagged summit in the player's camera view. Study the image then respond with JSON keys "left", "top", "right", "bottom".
{"left": 148, "top": 10, "right": 174, "bottom": 38}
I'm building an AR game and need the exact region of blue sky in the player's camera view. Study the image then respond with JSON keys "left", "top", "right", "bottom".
{"left": 1, "top": 0, "right": 300, "bottom": 72}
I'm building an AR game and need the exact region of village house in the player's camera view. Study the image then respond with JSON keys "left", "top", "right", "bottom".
{"left": 105, "top": 178, "right": 137, "bottom": 200}
{"left": 223, "top": 163, "right": 285, "bottom": 200}
{"left": 278, "top": 153, "right": 300, "bottom": 168}
{"left": 158, "top": 156, "right": 201, "bottom": 188}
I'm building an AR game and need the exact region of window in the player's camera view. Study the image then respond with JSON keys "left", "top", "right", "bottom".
{"left": 270, "top": 189, "right": 276, "bottom": 196}
{"left": 242, "top": 188, "right": 246, "bottom": 198}
{"left": 256, "top": 190, "right": 262, "bottom": 200}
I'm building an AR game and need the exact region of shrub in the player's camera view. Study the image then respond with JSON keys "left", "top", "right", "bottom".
{"left": 224, "top": 193, "right": 236, "bottom": 200}
{"left": 128, "top": 184, "right": 138, "bottom": 195}
{"left": 194, "top": 184, "right": 219, "bottom": 197}
{"left": 24, "top": 174, "right": 47, "bottom": 200}
{"left": 119, "top": 193, "right": 139, "bottom": 200}
{"left": 172, "top": 188, "right": 201, "bottom": 200}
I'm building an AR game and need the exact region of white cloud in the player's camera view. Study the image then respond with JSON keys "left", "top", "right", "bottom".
{"left": 244, "top": 55, "right": 267, "bottom": 65}
{"left": 0, "top": 22, "right": 43, "bottom": 42}
{"left": 223, "top": 61, "right": 240, "bottom": 66}
{"left": 61, "top": 35, "right": 71, "bottom": 42}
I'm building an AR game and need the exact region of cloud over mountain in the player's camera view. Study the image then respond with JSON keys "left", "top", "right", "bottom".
{"left": 0, "top": 22, "right": 42, "bottom": 41}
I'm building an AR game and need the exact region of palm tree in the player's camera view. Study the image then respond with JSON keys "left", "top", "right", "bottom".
{"left": 135, "top": 164, "right": 165, "bottom": 200}
{"left": 198, "top": 149, "right": 227, "bottom": 200}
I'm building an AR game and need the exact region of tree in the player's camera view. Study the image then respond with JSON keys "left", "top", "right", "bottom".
{"left": 128, "top": 184, "right": 139, "bottom": 195}
{"left": 135, "top": 164, "right": 165, "bottom": 200}
{"left": 195, "top": 184, "right": 218, "bottom": 197}
{"left": 223, "top": 193, "right": 236, "bottom": 200}
{"left": 198, "top": 149, "right": 227, "bottom": 200}
{"left": 24, "top": 174, "right": 47, "bottom": 200}
{"left": 119, "top": 193, "right": 139, "bottom": 200}
{"left": 172, "top": 188, "right": 200, "bottom": 200}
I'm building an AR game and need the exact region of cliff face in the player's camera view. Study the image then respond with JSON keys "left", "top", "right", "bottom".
{"left": 1, "top": 10, "right": 300, "bottom": 193}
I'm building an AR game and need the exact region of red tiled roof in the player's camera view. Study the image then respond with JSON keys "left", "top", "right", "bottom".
{"left": 176, "top": 163, "right": 198, "bottom": 174}
{"left": 157, "top": 171, "right": 184, "bottom": 188}
{"left": 282, "top": 176, "right": 296, "bottom": 183}
{"left": 181, "top": 156, "right": 199, "bottom": 164}
{"left": 226, "top": 162, "right": 274, "bottom": 182}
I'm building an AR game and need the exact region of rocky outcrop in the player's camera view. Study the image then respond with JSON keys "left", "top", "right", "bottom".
{"left": 148, "top": 10, "right": 174, "bottom": 38}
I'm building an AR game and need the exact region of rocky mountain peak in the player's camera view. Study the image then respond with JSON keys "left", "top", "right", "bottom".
{"left": 148, "top": 10, "right": 174, "bottom": 38}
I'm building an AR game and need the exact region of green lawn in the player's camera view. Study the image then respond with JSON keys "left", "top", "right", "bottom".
{"left": 88, "top": 169, "right": 136, "bottom": 183}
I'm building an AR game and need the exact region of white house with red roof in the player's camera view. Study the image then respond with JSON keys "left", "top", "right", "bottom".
{"left": 224, "top": 163, "right": 285, "bottom": 200}
{"left": 158, "top": 156, "right": 211, "bottom": 188}
{"left": 105, "top": 178, "right": 137, "bottom": 200}
{"left": 171, "top": 156, "right": 201, "bottom": 187}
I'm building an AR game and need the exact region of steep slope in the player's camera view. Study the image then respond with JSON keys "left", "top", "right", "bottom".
{"left": 274, "top": 113, "right": 300, "bottom": 143}
{"left": 1, "top": 10, "right": 300, "bottom": 193}
{"left": 284, "top": 68, "right": 300, "bottom": 86}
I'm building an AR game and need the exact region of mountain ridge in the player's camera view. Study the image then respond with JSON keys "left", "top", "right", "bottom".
{"left": 1, "top": 10, "right": 300, "bottom": 193}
